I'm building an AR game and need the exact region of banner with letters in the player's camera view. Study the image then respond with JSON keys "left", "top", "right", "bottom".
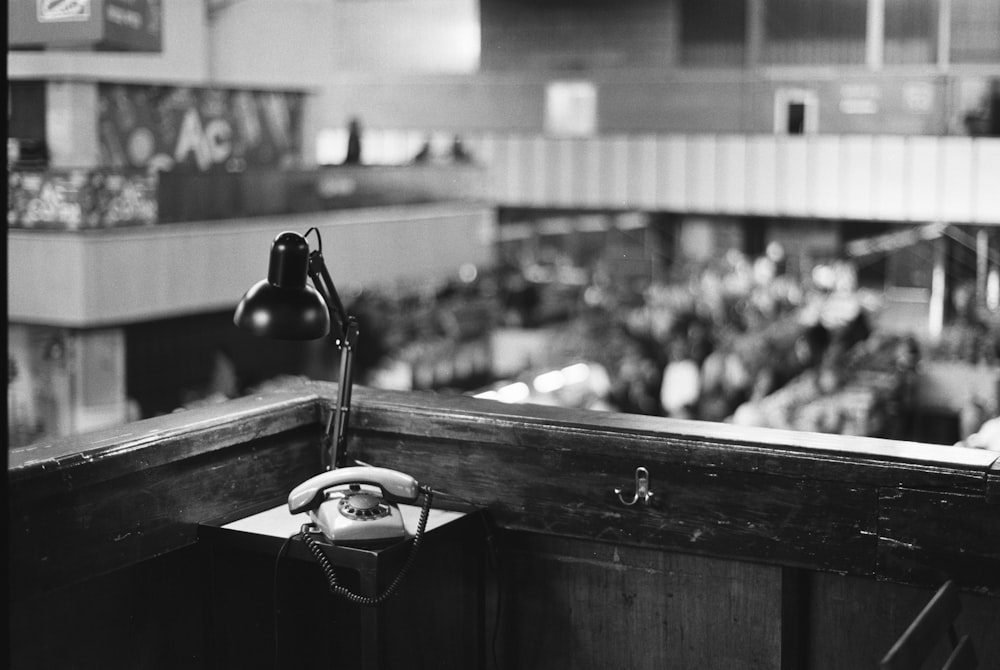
{"left": 8, "top": 169, "right": 157, "bottom": 229}
{"left": 98, "top": 84, "right": 305, "bottom": 173}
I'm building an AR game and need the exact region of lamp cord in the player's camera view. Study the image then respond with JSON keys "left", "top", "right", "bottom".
{"left": 300, "top": 488, "right": 434, "bottom": 606}
{"left": 303, "top": 226, "right": 322, "bottom": 251}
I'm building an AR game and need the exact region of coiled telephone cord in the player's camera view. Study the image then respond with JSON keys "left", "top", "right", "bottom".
{"left": 300, "top": 487, "right": 434, "bottom": 606}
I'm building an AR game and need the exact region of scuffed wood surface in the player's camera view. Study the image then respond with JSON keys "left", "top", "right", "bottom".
{"left": 9, "top": 390, "right": 324, "bottom": 598}
{"left": 349, "top": 385, "right": 996, "bottom": 492}
{"left": 8, "top": 381, "right": 1000, "bottom": 598}
{"left": 877, "top": 488, "right": 1000, "bottom": 594}
{"left": 9, "top": 390, "right": 321, "bottom": 487}
{"left": 342, "top": 385, "right": 999, "bottom": 594}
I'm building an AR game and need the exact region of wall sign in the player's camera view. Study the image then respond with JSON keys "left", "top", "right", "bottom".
{"left": 839, "top": 83, "right": 881, "bottom": 115}
{"left": 38, "top": 0, "right": 92, "bottom": 22}
{"left": 545, "top": 81, "right": 597, "bottom": 138}
{"left": 9, "top": 0, "right": 162, "bottom": 52}
{"left": 98, "top": 84, "right": 305, "bottom": 173}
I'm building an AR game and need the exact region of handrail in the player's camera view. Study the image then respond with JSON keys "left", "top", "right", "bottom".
{"left": 9, "top": 381, "right": 1000, "bottom": 598}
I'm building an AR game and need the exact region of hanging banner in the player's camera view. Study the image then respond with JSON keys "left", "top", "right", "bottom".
{"left": 97, "top": 83, "right": 306, "bottom": 173}
{"left": 8, "top": 0, "right": 162, "bottom": 52}
{"left": 7, "top": 169, "right": 158, "bottom": 229}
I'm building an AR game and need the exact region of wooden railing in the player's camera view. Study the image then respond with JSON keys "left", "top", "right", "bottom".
{"left": 9, "top": 382, "right": 1000, "bottom": 668}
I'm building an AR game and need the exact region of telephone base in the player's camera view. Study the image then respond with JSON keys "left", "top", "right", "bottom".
{"left": 309, "top": 494, "right": 410, "bottom": 547}
{"left": 307, "top": 528, "right": 406, "bottom": 549}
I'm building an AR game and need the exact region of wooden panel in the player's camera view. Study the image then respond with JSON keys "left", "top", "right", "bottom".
{"left": 11, "top": 428, "right": 319, "bottom": 598}
{"left": 973, "top": 139, "right": 1000, "bottom": 224}
{"left": 351, "top": 430, "right": 879, "bottom": 574}
{"left": 495, "top": 532, "right": 783, "bottom": 670}
{"left": 8, "top": 391, "right": 322, "bottom": 597}
{"left": 349, "top": 386, "right": 996, "bottom": 491}
{"left": 10, "top": 382, "right": 999, "bottom": 602}
{"left": 780, "top": 567, "right": 811, "bottom": 670}
{"left": 940, "top": 137, "right": 975, "bottom": 223}
{"left": 807, "top": 571, "right": 1000, "bottom": 670}
{"left": 203, "top": 511, "right": 487, "bottom": 670}
{"left": 877, "top": 487, "right": 1000, "bottom": 590}
{"left": 9, "top": 381, "right": 1000, "bottom": 669}
{"left": 11, "top": 546, "right": 213, "bottom": 670}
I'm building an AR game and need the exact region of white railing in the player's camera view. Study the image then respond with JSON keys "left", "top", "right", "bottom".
{"left": 364, "top": 130, "right": 1000, "bottom": 225}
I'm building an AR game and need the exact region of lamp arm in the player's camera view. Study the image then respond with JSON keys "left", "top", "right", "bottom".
{"left": 325, "top": 318, "right": 358, "bottom": 470}
{"left": 307, "top": 250, "right": 357, "bottom": 471}
{"left": 307, "top": 251, "right": 350, "bottom": 338}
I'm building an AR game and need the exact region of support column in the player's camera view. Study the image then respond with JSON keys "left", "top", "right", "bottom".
{"left": 977, "top": 228, "right": 990, "bottom": 310}
{"left": 929, "top": 234, "right": 948, "bottom": 342}
{"left": 937, "top": 0, "right": 952, "bottom": 71}
{"left": 665, "top": 0, "right": 683, "bottom": 67}
{"left": 746, "top": 0, "right": 765, "bottom": 69}
{"left": 45, "top": 80, "right": 100, "bottom": 168}
{"left": 866, "top": 0, "right": 885, "bottom": 71}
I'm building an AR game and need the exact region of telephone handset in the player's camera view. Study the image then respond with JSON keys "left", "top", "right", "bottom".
{"left": 288, "top": 466, "right": 421, "bottom": 546}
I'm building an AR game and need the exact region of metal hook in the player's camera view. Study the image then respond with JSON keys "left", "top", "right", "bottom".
{"left": 614, "top": 466, "right": 654, "bottom": 506}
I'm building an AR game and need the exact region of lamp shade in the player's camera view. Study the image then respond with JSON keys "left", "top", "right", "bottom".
{"left": 234, "top": 232, "right": 331, "bottom": 340}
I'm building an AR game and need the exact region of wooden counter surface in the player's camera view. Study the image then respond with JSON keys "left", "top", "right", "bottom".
{"left": 9, "top": 381, "right": 1000, "bottom": 669}
{"left": 9, "top": 380, "right": 999, "bottom": 597}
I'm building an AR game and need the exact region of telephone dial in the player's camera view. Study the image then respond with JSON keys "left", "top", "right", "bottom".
{"left": 288, "top": 465, "right": 422, "bottom": 545}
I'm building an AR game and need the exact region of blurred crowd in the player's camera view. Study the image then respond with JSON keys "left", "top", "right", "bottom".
{"left": 534, "top": 245, "right": 998, "bottom": 447}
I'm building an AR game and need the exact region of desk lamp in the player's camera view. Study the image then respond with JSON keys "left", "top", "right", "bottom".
{"left": 234, "top": 227, "right": 358, "bottom": 471}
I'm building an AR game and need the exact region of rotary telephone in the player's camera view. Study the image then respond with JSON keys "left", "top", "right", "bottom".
{"left": 288, "top": 465, "right": 434, "bottom": 605}
{"left": 288, "top": 465, "right": 422, "bottom": 545}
